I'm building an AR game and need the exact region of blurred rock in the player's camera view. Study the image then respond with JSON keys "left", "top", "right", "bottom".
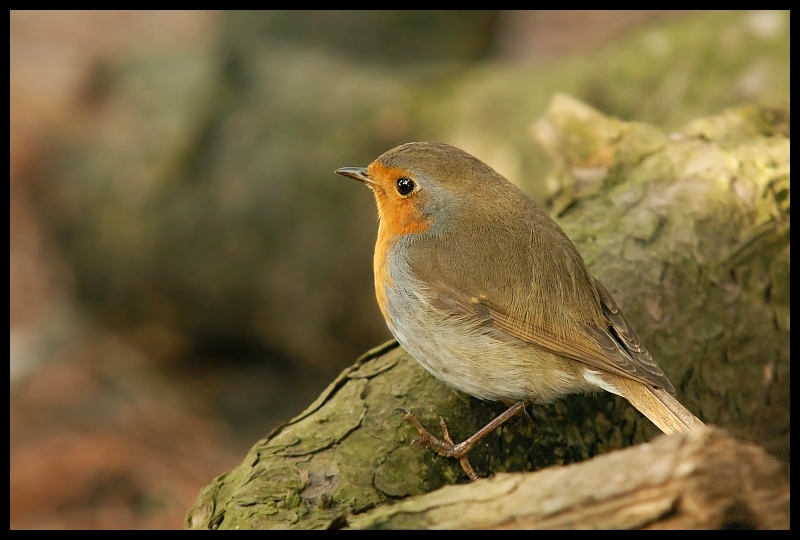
{"left": 222, "top": 11, "right": 500, "bottom": 65}
{"left": 496, "top": 10, "right": 689, "bottom": 59}
{"left": 10, "top": 330, "right": 240, "bottom": 529}
{"left": 10, "top": 9, "right": 218, "bottom": 380}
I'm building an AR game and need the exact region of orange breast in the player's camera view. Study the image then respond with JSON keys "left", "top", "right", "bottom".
{"left": 368, "top": 161, "right": 430, "bottom": 322}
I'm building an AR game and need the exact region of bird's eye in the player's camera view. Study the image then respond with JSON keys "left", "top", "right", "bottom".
{"left": 396, "top": 177, "right": 415, "bottom": 196}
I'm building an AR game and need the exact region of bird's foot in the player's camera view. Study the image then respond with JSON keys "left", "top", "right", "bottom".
{"left": 396, "top": 407, "right": 480, "bottom": 480}
{"left": 396, "top": 400, "right": 531, "bottom": 481}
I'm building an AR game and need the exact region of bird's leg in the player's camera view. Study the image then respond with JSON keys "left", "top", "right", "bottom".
{"left": 502, "top": 398, "right": 535, "bottom": 426}
{"left": 397, "top": 400, "right": 531, "bottom": 481}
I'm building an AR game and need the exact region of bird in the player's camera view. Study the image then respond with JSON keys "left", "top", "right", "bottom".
{"left": 336, "top": 141, "right": 705, "bottom": 479}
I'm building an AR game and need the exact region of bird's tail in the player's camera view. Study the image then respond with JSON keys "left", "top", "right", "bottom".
{"left": 601, "top": 373, "right": 706, "bottom": 434}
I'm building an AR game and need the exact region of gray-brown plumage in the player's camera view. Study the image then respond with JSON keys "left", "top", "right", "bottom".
{"left": 337, "top": 142, "right": 704, "bottom": 478}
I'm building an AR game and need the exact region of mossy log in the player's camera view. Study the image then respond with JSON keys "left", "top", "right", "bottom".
{"left": 347, "top": 427, "right": 789, "bottom": 530}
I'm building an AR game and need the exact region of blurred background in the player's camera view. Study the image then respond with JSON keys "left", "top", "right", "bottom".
{"left": 10, "top": 10, "right": 789, "bottom": 529}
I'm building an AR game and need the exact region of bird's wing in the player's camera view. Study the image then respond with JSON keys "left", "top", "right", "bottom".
{"left": 589, "top": 278, "right": 675, "bottom": 394}
{"left": 424, "top": 278, "right": 672, "bottom": 392}
{"left": 411, "top": 216, "right": 674, "bottom": 393}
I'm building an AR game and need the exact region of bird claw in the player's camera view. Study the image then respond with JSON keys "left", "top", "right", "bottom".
{"left": 396, "top": 407, "right": 480, "bottom": 480}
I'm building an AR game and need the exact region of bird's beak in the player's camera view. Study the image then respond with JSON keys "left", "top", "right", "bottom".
{"left": 335, "top": 167, "right": 374, "bottom": 186}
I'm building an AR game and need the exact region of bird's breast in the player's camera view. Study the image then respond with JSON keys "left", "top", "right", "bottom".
{"left": 377, "top": 239, "right": 591, "bottom": 402}
{"left": 372, "top": 204, "right": 430, "bottom": 322}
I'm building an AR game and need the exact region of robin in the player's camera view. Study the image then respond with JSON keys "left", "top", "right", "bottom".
{"left": 336, "top": 142, "right": 704, "bottom": 480}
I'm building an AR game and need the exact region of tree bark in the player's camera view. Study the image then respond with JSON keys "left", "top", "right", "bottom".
{"left": 347, "top": 427, "right": 789, "bottom": 530}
